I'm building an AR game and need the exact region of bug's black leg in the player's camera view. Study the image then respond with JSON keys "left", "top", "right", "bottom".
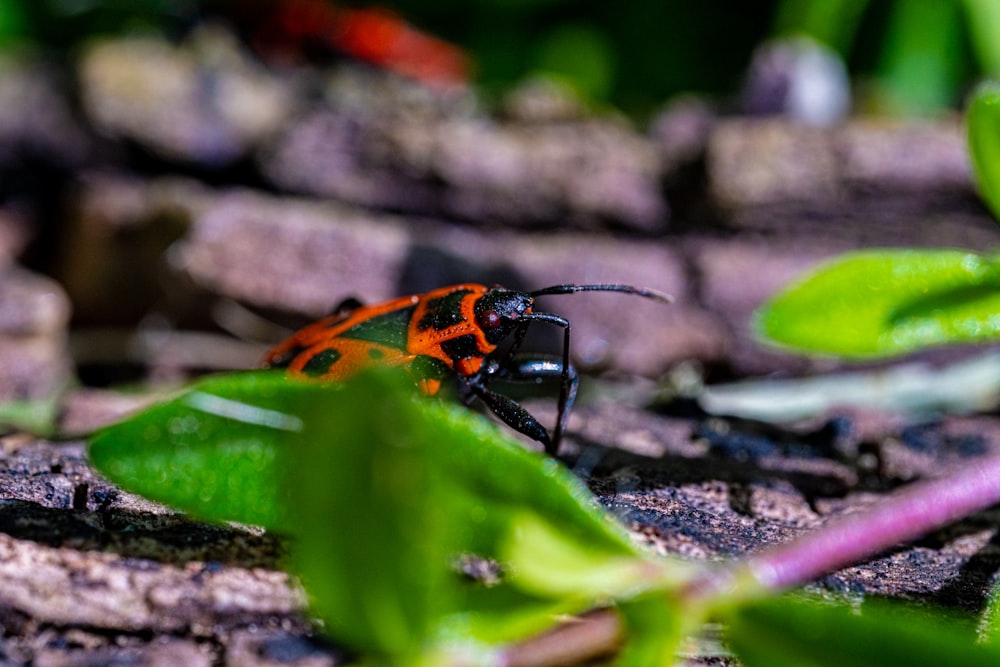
{"left": 486, "top": 354, "right": 578, "bottom": 456}
{"left": 512, "top": 313, "right": 573, "bottom": 456}
{"left": 468, "top": 381, "right": 552, "bottom": 450}
{"left": 511, "top": 357, "right": 578, "bottom": 455}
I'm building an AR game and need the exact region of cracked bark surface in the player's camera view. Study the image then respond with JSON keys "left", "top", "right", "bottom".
{"left": 0, "top": 24, "right": 999, "bottom": 666}
{"left": 0, "top": 397, "right": 998, "bottom": 663}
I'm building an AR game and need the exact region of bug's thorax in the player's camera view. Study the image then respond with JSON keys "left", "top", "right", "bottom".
{"left": 404, "top": 285, "right": 534, "bottom": 376}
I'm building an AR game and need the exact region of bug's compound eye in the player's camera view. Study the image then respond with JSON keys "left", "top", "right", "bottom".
{"left": 478, "top": 309, "right": 502, "bottom": 330}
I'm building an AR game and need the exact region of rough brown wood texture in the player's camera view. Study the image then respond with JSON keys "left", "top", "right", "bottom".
{"left": 1, "top": 24, "right": 999, "bottom": 665}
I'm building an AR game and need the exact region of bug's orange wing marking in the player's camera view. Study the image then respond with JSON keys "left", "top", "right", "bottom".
{"left": 262, "top": 309, "right": 353, "bottom": 369}
{"left": 264, "top": 284, "right": 500, "bottom": 389}
{"left": 405, "top": 284, "right": 496, "bottom": 375}
{"left": 284, "top": 338, "right": 416, "bottom": 381}
{"left": 263, "top": 294, "right": 421, "bottom": 369}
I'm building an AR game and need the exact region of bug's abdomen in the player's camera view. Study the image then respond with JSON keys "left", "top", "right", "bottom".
{"left": 262, "top": 297, "right": 420, "bottom": 376}
{"left": 284, "top": 338, "right": 415, "bottom": 380}
{"left": 263, "top": 284, "right": 497, "bottom": 385}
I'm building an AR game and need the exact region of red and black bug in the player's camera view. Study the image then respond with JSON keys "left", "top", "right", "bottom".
{"left": 263, "top": 283, "right": 670, "bottom": 455}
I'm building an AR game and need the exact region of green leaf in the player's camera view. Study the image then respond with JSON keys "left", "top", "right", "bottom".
{"left": 0, "top": 0, "right": 28, "bottom": 46}
{"left": 446, "top": 581, "right": 592, "bottom": 646}
{"left": 287, "top": 371, "right": 456, "bottom": 658}
{"left": 978, "top": 578, "right": 1000, "bottom": 643}
{"left": 0, "top": 394, "right": 60, "bottom": 436}
{"left": 726, "top": 596, "right": 1000, "bottom": 667}
{"left": 532, "top": 23, "right": 615, "bottom": 100}
{"left": 286, "top": 369, "right": 663, "bottom": 656}
{"left": 90, "top": 369, "right": 677, "bottom": 659}
{"left": 963, "top": 0, "right": 1000, "bottom": 77}
{"left": 500, "top": 511, "right": 691, "bottom": 600}
{"left": 755, "top": 249, "right": 1000, "bottom": 358}
{"left": 967, "top": 79, "right": 1000, "bottom": 221}
{"left": 88, "top": 371, "right": 316, "bottom": 527}
{"left": 773, "top": 0, "right": 870, "bottom": 54}
{"left": 615, "top": 594, "right": 688, "bottom": 667}
{"left": 876, "top": 0, "right": 962, "bottom": 115}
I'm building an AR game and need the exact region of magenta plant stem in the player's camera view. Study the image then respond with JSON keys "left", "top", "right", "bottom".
{"left": 733, "top": 452, "right": 1000, "bottom": 598}
{"left": 503, "top": 453, "right": 1000, "bottom": 667}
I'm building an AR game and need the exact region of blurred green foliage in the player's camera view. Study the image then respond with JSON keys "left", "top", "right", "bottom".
{"left": 90, "top": 370, "right": 691, "bottom": 662}
{"left": 89, "top": 369, "right": 1000, "bottom": 664}
{"left": 968, "top": 80, "right": 1000, "bottom": 220}
{"left": 394, "top": 0, "right": 772, "bottom": 110}
{"left": 775, "top": 0, "right": 1000, "bottom": 116}
{"left": 0, "top": 0, "right": 995, "bottom": 116}
{"left": 755, "top": 79, "right": 1000, "bottom": 359}
{"left": 379, "top": 0, "right": 1000, "bottom": 114}
{"left": 754, "top": 249, "right": 1000, "bottom": 358}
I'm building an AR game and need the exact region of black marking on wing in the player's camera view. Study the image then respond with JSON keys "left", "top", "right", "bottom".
{"left": 302, "top": 348, "right": 342, "bottom": 377}
{"left": 440, "top": 334, "right": 480, "bottom": 361}
{"left": 419, "top": 289, "right": 473, "bottom": 331}
{"left": 339, "top": 305, "right": 416, "bottom": 350}
{"left": 408, "top": 355, "right": 449, "bottom": 381}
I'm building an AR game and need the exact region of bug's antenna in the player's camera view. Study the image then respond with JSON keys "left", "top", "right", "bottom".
{"left": 530, "top": 283, "right": 672, "bottom": 303}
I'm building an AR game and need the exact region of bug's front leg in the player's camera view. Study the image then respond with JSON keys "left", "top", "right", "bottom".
{"left": 494, "top": 356, "right": 578, "bottom": 456}
{"left": 466, "top": 378, "right": 553, "bottom": 450}
{"left": 474, "top": 354, "right": 578, "bottom": 456}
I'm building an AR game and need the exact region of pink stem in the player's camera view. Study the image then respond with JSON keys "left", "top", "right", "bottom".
{"left": 502, "top": 453, "right": 1000, "bottom": 666}
{"left": 689, "top": 453, "right": 1000, "bottom": 601}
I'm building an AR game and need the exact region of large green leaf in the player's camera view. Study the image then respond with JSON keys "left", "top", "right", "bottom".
{"left": 88, "top": 370, "right": 672, "bottom": 660}
{"left": 285, "top": 370, "right": 661, "bottom": 657}
{"left": 968, "top": 79, "right": 1000, "bottom": 221}
{"left": 0, "top": 394, "right": 60, "bottom": 437}
{"left": 755, "top": 249, "right": 1000, "bottom": 358}
{"left": 978, "top": 578, "right": 1000, "bottom": 643}
{"left": 877, "top": 0, "right": 963, "bottom": 115}
{"left": 88, "top": 371, "right": 313, "bottom": 527}
{"left": 727, "top": 596, "right": 1000, "bottom": 667}
{"left": 964, "top": 2, "right": 1000, "bottom": 78}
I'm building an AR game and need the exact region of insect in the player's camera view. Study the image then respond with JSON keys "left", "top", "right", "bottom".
{"left": 263, "top": 283, "right": 670, "bottom": 455}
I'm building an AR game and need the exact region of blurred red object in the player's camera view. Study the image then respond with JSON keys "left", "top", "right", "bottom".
{"left": 245, "top": 0, "right": 469, "bottom": 86}
{"left": 335, "top": 7, "right": 468, "bottom": 86}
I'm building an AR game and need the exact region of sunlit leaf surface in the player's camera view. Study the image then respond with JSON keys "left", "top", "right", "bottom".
{"left": 88, "top": 371, "right": 312, "bottom": 527}
{"left": 968, "top": 79, "right": 1000, "bottom": 221}
{"left": 727, "top": 596, "right": 1000, "bottom": 667}
{"left": 755, "top": 249, "right": 1000, "bottom": 358}
{"left": 89, "top": 370, "right": 671, "bottom": 659}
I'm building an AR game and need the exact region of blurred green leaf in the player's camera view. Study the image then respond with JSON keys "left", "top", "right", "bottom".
{"left": 532, "top": 23, "right": 614, "bottom": 100}
{"left": 287, "top": 370, "right": 664, "bottom": 656}
{"left": 755, "top": 249, "right": 1000, "bottom": 358}
{"left": 0, "top": 0, "right": 27, "bottom": 46}
{"left": 499, "top": 511, "right": 681, "bottom": 600}
{"left": 89, "top": 369, "right": 677, "bottom": 660}
{"left": 978, "top": 578, "right": 1000, "bottom": 643}
{"left": 963, "top": 0, "right": 1000, "bottom": 77}
{"left": 616, "top": 594, "right": 687, "bottom": 667}
{"left": 727, "top": 596, "right": 1000, "bottom": 667}
{"left": 967, "top": 80, "right": 1000, "bottom": 221}
{"left": 774, "top": 0, "right": 870, "bottom": 54}
{"left": 88, "top": 371, "right": 312, "bottom": 527}
{"left": 877, "top": 0, "right": 963, "bottom": 115}
{"left": 287, "top": 371, "right": 456, "bottom": 658}
{"left": 0, "top": 394, "right": 59, "bottom": 436}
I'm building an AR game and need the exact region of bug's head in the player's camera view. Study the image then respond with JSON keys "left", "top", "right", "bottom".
{"left": 474, "top": 288, "right": 534, "bottom": 344}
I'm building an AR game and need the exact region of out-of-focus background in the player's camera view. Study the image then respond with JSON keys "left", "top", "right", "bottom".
{"left": 2, "top": 2, "right": 1000, "bottom": 664}
{"left": 2, "top": 0, "right": 997, "bottom": 418}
